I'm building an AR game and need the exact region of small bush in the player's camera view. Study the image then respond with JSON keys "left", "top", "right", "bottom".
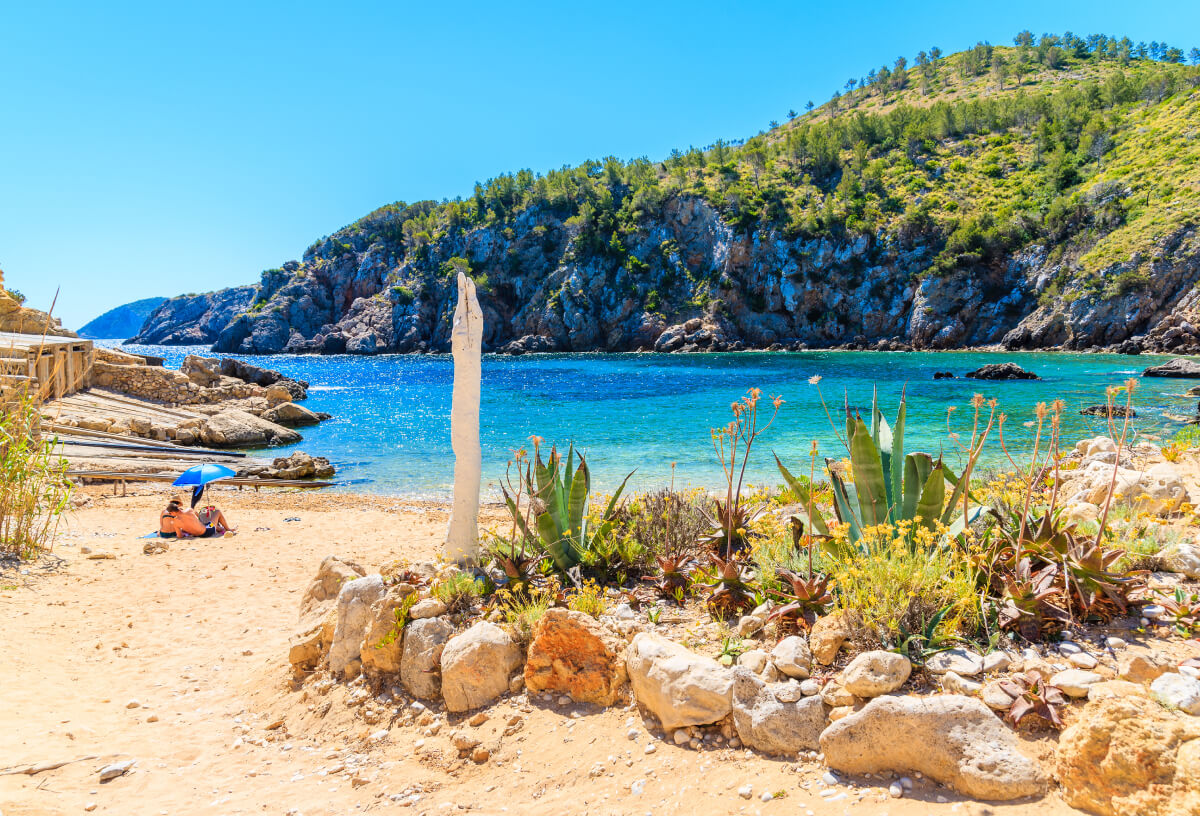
{"left": 431, "top": 572, "right": 487, "bottom": 613}
{"left": 501, "top": 590, "right": 552, "bottom": 643}
{"left": 567, "top": 581, "right": 607, "bottom": 617}
{"left": 1, "top": 391, "right": 73, "bottom": 559}
{"left": 827, "top": 522, "right": 979, "bottom": 645}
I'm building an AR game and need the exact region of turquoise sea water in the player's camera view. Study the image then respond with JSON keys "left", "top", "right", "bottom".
{"left": 108, "top": 344, "right": 1197, "bottom": 498}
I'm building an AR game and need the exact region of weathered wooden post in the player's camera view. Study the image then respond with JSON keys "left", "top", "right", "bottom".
{"left": 444, "top": 272, "right": 483, "bottom": 564}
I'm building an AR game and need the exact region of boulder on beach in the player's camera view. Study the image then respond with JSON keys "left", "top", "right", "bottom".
{"left": 199, "top": 409, "right": 301, "bottom": 448}
{"left": 440, "top": 622, "right": 522, "bottom": 712}
{"left": 1056, "top": 694, "right": 1200, "bottom": 816}
{"left": 524, "top": 608, "right": 627, "bottom": 705}
{"left": 964, "top": 363, "right": 1040, "bottom": 380}
{"left": 820, "top": 694, "right": 1047, "bottom": 800}
{"left": 731, "top": 668, "right": 827, "bottom": 755}
{"left": 1142, "top": 358, "right": 1200, "bottom": 378}
{"left": 625, "top": 632, "right": 734, "bottom": 730}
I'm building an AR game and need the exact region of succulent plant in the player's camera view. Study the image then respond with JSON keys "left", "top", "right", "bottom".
{"left": 998, "top": 558, "right": 1071, "bottom": 641}
{"left": 643, "top": 553, "right": 697, "bottom": 598}
{"left": 996, "top": 669, "right": 1068, "bottom": 729}
{"left": 767, "top": 568, "right": 832, "bottom": 628}
{"left": 505, "top": 442, "right": 633, "bottom": 572}
{"left": 776, "top": 389, "right": 982, "bottom": 557}
{"left": 703, "top": 555, "right": 757, "bottom": 619}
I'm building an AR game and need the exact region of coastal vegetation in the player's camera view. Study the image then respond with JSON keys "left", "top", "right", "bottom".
{"left": 0, "top": 388, "right": 72, "bottom": 560}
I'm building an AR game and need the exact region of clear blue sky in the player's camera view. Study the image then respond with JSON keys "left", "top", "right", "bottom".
{"left": 3, "top": 1, "right": 1197, "bottom": 330}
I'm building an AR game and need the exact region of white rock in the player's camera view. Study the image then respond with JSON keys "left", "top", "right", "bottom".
{"left": 1150, "top": 672, "right": 1200, "bottom": 715}
{"left": 328, "top": 575, "right": 387, "bottom": 677}
{"left": 730, "top": 668, "right": 827, "bottom": 755}
{"left": 401, "top": 617, "right": 455, "bottom": 700}
{"left": 737, "top": 649, "right": 769, "bottom": 674}
{"left": 673, "top": 729, "right": 691, "bottom": 745}
{"left": 1062, "top": 502, "right": 1100, "bottom": 525}
{"left": 941, "top": 671, "right": 982, "bottom": 695}
{"left": 625, "top": 633, "right": 733, "bottom": 730}
{"left": 1051, "top": 669, "right": 1103, "bottom": 698}
{"left": 737, "top": 784, "right": 753, "bottom": 799}
{"left": 889, "top": 782, "right": 904, "bottom": 798}
{"left": 736, "top": 615, "right": 765, "bottom": 637}
{"left": 1057, "top": 641, "right": 1082, "bottom": 655}
{"left": 769, "top": 636, "right": 812, "bottom": 679}
{"left": 981, "top": 680, "right": 1014, "bottom": 711}
{"left": 440, "top": 621, "right": 522, "bottom": 712}
{"left": 1143, "top": 604, "right": 1166, "bottom": 619}
{"left": 1068, "top": 652, "right": 1099, "bottom": 669}
{"left": 1064, "top": 460, "right": 1187, "bottom": 516}
{"left": 821, "top": 771, "right": 839, "bottom": 785}
{"left": 981, "top": 651, "right": 1011, "bottom": 673}
{"left": 98, "top": 760, "right": 135, "bottom": 781}
{"left": 840, "top": 650, "right": 912, "bottom": 697}
{"left": 1106, "top": 636, "right": 1127, "bottom": 649}
{"left": 819, "top": 695, "right": 1045, "bottom": 800}
{"left": 1160, "top": 538, "right": 1200, "bottom": 579}
{"left": 760, "top": 791, "right": 773, "bottom": 802}
{"left": 408, "top": 598, "right": 448, "bottom": 620}
{"left": 800, "top": 679, "right": 820, "bottom": 696}
{"left": 925, "top": 648, "right": 985, "bottom": 677}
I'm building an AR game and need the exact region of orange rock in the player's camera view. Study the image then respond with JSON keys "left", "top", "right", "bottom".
{"left": 524, "top": 608, "right": 627, "bottom": 705}
{"left": 1056, "top": 694, "right": 1200, "bottom": 816}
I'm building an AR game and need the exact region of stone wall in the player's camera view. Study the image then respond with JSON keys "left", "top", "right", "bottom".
{"left": 91, "top": 360, "right": 275, "bottom": 406}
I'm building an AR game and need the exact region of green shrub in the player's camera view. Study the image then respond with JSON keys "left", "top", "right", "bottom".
{"left": 1, "top": 391, "right": 73, "bottom": 559}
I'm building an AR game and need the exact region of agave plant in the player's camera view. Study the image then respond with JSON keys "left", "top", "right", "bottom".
{"left": 1156, "top": 586, "right": 1200, "bottom": 635}
{"left": 991, "top": 509, "right": 1143, "bottom": 627}
{"left": 490, "top": 544, "right": 544, "bottom": 597}
{"left": 704, "top": 555, "right": 758, "bottom": 618}
{"left": 699, "top": 500, "right": 765, "bottom": 556}
{"left": 998, "top": 558, "right": 1071, "bottom": 641}
{"left": 776, "top": 389, "right": 983, "bottom": 557}
{"left": 643, "top": 554, "right": 697, "bottom": 598}
{"left": 766, "top": 568, "right": 832, "bottom": 629}
{"left": 504, "top": 442, "right": 633, "bottom": 572}
{"left": 996, "top": 669, "right": 1069, "bottom": 729}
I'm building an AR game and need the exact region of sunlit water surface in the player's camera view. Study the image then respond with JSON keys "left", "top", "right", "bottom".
{"left": 106, "top": 343, "right": 1196, "bottom": 498}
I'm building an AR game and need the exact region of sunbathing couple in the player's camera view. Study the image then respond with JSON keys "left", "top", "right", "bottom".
{"left": 159, "top": 487, "right": 236, "bottom": 539}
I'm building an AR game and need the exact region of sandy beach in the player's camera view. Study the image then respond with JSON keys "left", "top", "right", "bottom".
{"left": 1, "top": 483, "right": 1094, "bottom": 816}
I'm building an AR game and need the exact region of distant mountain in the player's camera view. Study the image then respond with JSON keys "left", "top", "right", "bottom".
{"left": 136, "top": 33, "right": 1200, "bottom": 355}
{"left": 78, "top": 297, "right": 168, "bottom": 339}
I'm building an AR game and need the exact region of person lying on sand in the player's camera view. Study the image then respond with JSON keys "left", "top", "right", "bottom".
{"left": 159, "top": 497, "right": 236, "bottom": 538}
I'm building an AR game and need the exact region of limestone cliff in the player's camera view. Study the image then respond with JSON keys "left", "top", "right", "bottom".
{"left": 129, "top": 196, "right": 1200, "bottom": 355}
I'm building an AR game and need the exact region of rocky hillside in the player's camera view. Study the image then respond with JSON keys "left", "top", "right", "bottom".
{"left": 77, "top": 297, "right": 167, "bottom": 339}
{"left": 134, "top": 34, "right": 1200, "bottom": 355}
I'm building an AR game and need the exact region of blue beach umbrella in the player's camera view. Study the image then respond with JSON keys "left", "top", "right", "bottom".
{"left": 172, "top": 463, "right": 237, "bottom": 488}
{"left": 173, "top": 463, "right": 237, "bottom": 508}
